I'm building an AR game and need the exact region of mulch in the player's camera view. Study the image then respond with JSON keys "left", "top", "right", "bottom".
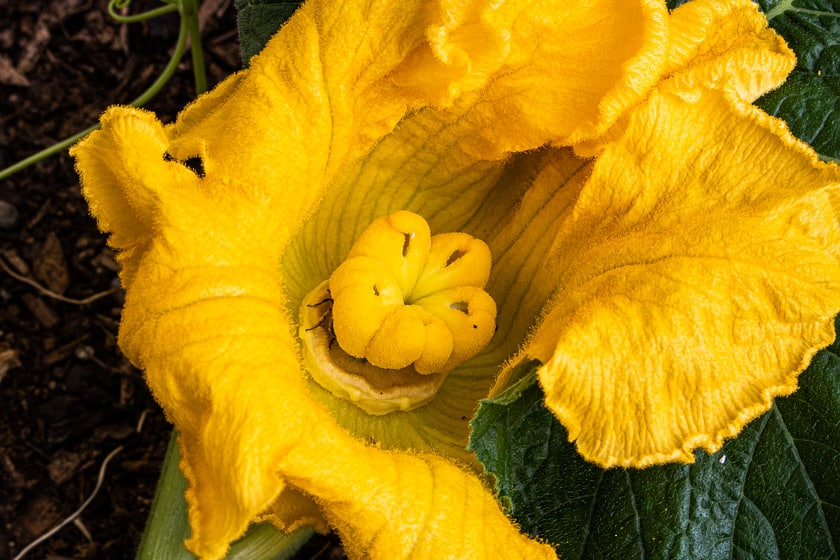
{"left": 0, "top": 1, "right": 341, "bottom": 558}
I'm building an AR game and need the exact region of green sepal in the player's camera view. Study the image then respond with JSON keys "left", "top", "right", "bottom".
{"left": 469, "top": 317, "right": 840, "bottom": 559}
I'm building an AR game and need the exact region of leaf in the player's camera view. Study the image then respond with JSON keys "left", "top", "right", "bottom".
{"left": 234, "top": 0, "right": 303, "bottom": 66}
{"left": 469, "top": 318, "right": 840, "bottom": 559}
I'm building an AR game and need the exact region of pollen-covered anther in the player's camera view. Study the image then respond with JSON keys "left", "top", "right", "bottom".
{"left": 299, "top": 210, "right": 497, "bottom": 414}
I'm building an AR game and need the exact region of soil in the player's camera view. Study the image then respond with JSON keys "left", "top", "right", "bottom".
{"left": 0, "top": 1, "right": 342, "bottom": 558}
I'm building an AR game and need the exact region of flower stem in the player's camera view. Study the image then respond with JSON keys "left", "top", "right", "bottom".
{"left": 180, "top": 0, "right": 208, "bottom": 95}
{"left": 137, "top": 431, "right": 313, "bottom": 560}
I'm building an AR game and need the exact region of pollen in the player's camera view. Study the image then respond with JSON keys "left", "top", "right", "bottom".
{"left": 299, "top": 210, "right": 497, "bottom": 414}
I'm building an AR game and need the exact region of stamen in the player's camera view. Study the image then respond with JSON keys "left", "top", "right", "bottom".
{"left": 299, "top": 211, "right": 497, "bottom": 415}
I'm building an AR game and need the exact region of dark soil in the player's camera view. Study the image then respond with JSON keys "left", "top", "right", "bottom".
{"left": 0, "top": 1, "right": 341, "bottom": 558}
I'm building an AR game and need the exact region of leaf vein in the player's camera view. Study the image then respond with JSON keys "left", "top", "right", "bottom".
{"left": 772, "top": 405, "right": 838, "bottom": 556}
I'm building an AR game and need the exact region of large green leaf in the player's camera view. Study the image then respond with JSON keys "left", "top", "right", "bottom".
{"left": 469, "top": 318, "right": 840, "bottom": 559}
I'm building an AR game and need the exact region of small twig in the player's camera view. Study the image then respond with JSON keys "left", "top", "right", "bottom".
{"left": 135, "top": 408, "right": 152, "bottom": 433}
{"left": 0, "top": 257, "right": 118, "bottom": 305}
{"left": 12, "top": 446, "right": 123, "bottom": 560}
{"left": 72, "top": 517, "right": 93, "bottom": 542}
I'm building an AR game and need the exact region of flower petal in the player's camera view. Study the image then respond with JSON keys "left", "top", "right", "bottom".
{"left": 277, "top": 429, "right": 557, "bottom": 559}
{"left": 526, "top": 85, "right": 840, "bottom": 468}
{"left": 74, "top": 0, "right": 633, "bottom": 555}
{"left": 664, "top": 0, "right": 795, "bottom": 101}
{"left": 576, "top": 0, "right": 796, "bottom": 157}
{"left": 160, "top": 0, "right": 532, "bottom": 248}
{"left": 422, "top": 0, "right": 669, "bottom": 154}
{"left": 71, "top": 0, "right": 755, "bottom": 555}
{"left": 69, "top": 107, "right": 200, "bottom": 285}
{"left": 278, "top": 0, "right": 669, "bottom": 306}
{"left": 279, "top": 0, "right": 666, "bottom": 466}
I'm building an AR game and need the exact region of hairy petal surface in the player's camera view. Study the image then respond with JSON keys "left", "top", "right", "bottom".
{"left": 576, "top": 0, "right": 795, "bottom": 157}
{"left": 526, "top": 84, "right": 840, "bottom": 468}
{"left": 73, "top": 109, "right": 565, "bottom": 560}
{"left": 664, "top": 0, "right": 794, "bottom": 100}
{"left": 278, "top": 429, "right": 557, "bottom": 559}
{"left": 72, "top": 0, "right": 665, "bottom": 556}
{"left": 279, "top": 0, "right": 665, "bottom": 470}
{"left": 76, "top": 0, "right": 818, "bottom": 556}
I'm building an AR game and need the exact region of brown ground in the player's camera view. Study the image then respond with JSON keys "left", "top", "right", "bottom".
{"left": 0, "top": 1, "right": 341, "bottom": 558}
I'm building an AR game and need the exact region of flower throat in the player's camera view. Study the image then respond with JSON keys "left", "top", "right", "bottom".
{"left": 299, "top": 211, "right": 497, "bottom": 415}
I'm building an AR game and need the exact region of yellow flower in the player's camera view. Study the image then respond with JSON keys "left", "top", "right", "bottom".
{"left": 70, "top": 0, "right": 840, "bottom": 558}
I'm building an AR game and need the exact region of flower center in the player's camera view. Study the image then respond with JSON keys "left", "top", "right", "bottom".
{"left": 299, "top": 210, "right": 497, "bottom": 415}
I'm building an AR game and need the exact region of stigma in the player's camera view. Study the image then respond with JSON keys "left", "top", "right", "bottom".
{"left": 299, "top": 211, "right": 497, "bottom": 415}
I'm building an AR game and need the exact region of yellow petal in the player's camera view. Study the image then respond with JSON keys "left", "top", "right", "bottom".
{"left": 576, "top": 0, "right": 796, "bottom": 157}
{"left": 280, "top": 0, "right": 668, "bottom": 455}
{"left": 76, "top": 0, "right": 641, "bottom": 554}
{"left": 276, "top": 428, "right": 557, "bottom": 560}
{"left": 664, "top": 0, "right": 795, "bottom": 101}
{"left": 419, "top": 0, "right": 669, "bottom": 159}
{"left": 73, "top": 0, "right": 793, "bottom": 557}
{"left": 258, "top": 485, "right": 329, "bottom": 535}
{"left": 69, "top": 107, "right": 199, "bottom": 286}
{"left": 526, "top": 85, "right": 840, "bottom": 468}
{"left": 123, "top": 264, "right": 310, "bottom": 559}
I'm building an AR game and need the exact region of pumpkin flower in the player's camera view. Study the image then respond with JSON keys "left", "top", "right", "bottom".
{"left": 71, "top": 0, "right": 840, "bottom": 557}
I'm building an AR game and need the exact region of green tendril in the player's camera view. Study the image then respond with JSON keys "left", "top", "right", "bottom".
{"left": 107, "top": 0, "right": 178, "bottom": 23}
{"left": 0, "top": 0, "right": 206, "bottom": 182}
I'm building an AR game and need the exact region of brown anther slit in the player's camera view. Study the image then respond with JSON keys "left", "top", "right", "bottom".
{"left": 402, "top": 232, "right": 413, "bottom": 256}
{"left": 450, "top": 301, "right": 470, "bottom": 314}
{"left": 446, "top": 249, "right": 467, "bottom": 266}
